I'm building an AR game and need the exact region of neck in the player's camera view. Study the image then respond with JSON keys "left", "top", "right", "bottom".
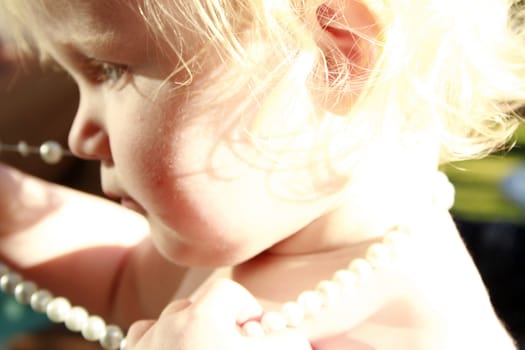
{"left": 268, "top": 166, "right": 441, "bottom": 256}
{"left": 232, "top": 168, "right": 452, "bottom": 310}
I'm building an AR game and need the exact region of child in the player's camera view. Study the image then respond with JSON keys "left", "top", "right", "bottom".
{"left": 0, "top": 0, "right": 524, "bottom": 349}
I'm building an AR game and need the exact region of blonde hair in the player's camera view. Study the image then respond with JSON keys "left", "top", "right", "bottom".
{"left": 141, "top": 0, "right": 525, "bottom": 164}
{"left": 2, "top": 0, "right": 525, "bottom": 165}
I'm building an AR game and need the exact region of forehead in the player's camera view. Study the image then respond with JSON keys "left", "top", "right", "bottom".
{"left": 27, "top": 0, "right": 144, "bottom": 51}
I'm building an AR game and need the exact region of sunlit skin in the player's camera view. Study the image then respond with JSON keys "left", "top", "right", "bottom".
{"left": 0, "top": 0, "right": 516, "bottom": 349}
{"left": 33, "top": 0, "right": 435, "bottom": 268}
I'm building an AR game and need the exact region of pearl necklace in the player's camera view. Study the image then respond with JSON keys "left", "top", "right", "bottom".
{"left": 0, "top": 140, "right": 72, "bottom": 164}
{"left": 1, "top": 141, "right": 126, "bottom": 349}
{"left": 0, "top": 140, "right": 456, "bottom": 349}
{"left": 242, "top": 172, "right": 455, "bottom": 336}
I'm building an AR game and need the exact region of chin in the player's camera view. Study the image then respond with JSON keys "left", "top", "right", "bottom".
{"left": 162, "top": 245, "right": 254, "bottom": 268}
{"left": 148, "top": 218, "right": 268, "bottom": 267}
{"left": 150, "top": 233, "right": 251, "bottom": 268}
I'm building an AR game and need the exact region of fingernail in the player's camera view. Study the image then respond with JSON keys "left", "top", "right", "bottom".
{"left": 236, "top": 302, "right": 264, "bottom": 325}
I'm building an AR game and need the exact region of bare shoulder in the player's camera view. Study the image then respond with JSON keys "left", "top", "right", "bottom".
{"left": 300, "top": 214, "right": 517, "bottom": 349}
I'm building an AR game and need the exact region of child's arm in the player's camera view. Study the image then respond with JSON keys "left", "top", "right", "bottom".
{"left": 0, "top": 163, "right": 187, "bottom": 326}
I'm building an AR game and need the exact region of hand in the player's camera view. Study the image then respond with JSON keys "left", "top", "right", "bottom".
{"left": 0, "top": 163, "right": 147, "bottom": 245}
{"left": 0, "top": 163, "right": 150, "bottom": 319}
{"left": 126, "top": 279, "right": 312, "bottom": 350}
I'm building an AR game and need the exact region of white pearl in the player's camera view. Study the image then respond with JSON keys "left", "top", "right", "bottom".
{"left": 30, "top": 289, "right": 54, "bottom": 313}
{"left": 261, "top": 311, "right": 287, "bottom": 333}
{"left": 281, "top": 301, "right": 304, "bottom": 327}
{"left": 14, "top": 281, "right": 38, "bottom": 304}
{"left": 332, "top": 269, "right": 357, "bottom": 294}
{"left": 0, "top": 272, "right": 22, "bottom": 294}
{"left": 82, "top": 315, "right": 107, "bottom": 342}
{"left": 297, "top": 290, "right": 323, "bottom": 317}
{"left": 348, "top": 258, "right": 373, "bottom": 283}
{"left": 119, "top": 338, "right": 127, "bottom": 350}
{"left": 46, "top": 296, "right": 72, "bottom": 323}
{"left": 17, "top": 141, "right": 30, "bottom": 156}
{"left": 242, "top": 320, "right": 265, "bottom": 337}
{"left": 65, "top": 306, "right": 89, "bottom": 332}
{"left": 39, "top": 141, "right": 64, "bottom": 164}
{"left": 366, "top": 243, "right": 391, "bottom": 268}
{"left": 316, "top": 280, "right": 341, "bottom": 306}
{"left": 236, "top": 301, "right": 263, "bottom": 324}
{"left": 100, "top": 325, "right": 125, "bottom": 350}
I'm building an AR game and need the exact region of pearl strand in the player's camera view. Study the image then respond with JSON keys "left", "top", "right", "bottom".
{"left": 0, "top": 139, "right": 456, "bottom": 345}
{"left": 242, "top": 171, "right": 456, "bottom": 336}
{"left": 241, "top": 225, "right": 413, "bottom": 336}
{"left": 1, "top": 140, "right": 125, "bottom": 348}
{"left": 0, "top": 263, "right": 126, "bottom": 350}
{"left": 0, "top": 140, "right": 73, "bottom": 164}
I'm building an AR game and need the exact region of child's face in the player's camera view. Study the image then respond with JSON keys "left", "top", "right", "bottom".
{"left": 34, "top": 0, "right": 339, "bottom": 266}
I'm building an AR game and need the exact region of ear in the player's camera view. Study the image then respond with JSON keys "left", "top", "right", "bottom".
{"left": 314, "top": 0, "right": 382, "bottom": 110}
{"left": 317, "top": 0, "right": 381, "bottom": 66}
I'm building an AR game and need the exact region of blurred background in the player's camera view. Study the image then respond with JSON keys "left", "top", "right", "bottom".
{"left": 0, "top": 28, "right": 524, "bottom": 350}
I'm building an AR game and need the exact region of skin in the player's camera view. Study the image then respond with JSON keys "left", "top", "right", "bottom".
{"left": 35, "top": 0, "right": 439, "bottom": 268}
{"left": 0, "top": 0, "right": 518, "bottom": 349}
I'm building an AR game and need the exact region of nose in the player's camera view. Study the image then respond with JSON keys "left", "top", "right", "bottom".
{"left": 68, "top": 99, "right": 112, "bottom": 161}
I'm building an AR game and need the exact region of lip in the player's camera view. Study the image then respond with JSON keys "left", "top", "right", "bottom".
{"left": 103, "top": 187, "right": 147, "bottom": 215}
{"left": 120, "top": 197, "right": 147, "bottom": 215}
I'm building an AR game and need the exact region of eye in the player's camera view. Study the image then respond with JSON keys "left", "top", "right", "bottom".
{"left": 99, "top": 62, "right": 128, "bottom": 82}
{"left": 82, "top": 58, "right": 130, "bottom": 86}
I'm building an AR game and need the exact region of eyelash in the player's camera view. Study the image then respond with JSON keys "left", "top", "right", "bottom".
{"left": 82, "top": 59, "right": 129, "bottom": 85}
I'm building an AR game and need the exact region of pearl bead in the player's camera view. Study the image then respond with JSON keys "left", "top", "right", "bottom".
{"left": 14, "top": 281, "right": 38, "bottom": 304}
{"left": 297, "top": 290, "right": 323, "bottom": 317}
{"left": 0, "top": 260, "right": 130, "bottom": 347}
{"left": 366, "top": 243, "right": 391, "bottom": 268}
{"left": 348, "top": 258, "right": 373, "bottom": 283}
{"left": 281, "top": 301, "right": 304, "bottom": 327}
{"left": 316, "top": 280, "right": 341, "bottom": 306}
{"left": 30, "top": 289, "right": 54, "bottom": 313}
{"left": 242, "top": 320, "right": 265, "bottom": 337}
{"left": 65, "top": 306, "right": 89, "bottom": 332}
{"left": 332, "top": 269, "right": 357, "bottom": 294}
{"left": 47, "top": 296, "right": 72, "bottom": 323}
{"left": 39, "top": 141, "right": 64, "bottom": 164}
{"left": 100, "top": 325, "right": 125, "bottom": 350}
{"left": 0, "top": 272, "right": 22, "bottom": 294}
{"left": 17, "top": 141, "right": 30, "bottom": 156}
{"left": 261, "top": 311, "right": 287, "bottom": 333}
{"left": 82, "top": 315, "right": 106, "bottom": 341}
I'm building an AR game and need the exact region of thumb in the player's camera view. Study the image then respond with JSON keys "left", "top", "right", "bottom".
{"left": 246, "top": 328, "right": 313, "bottom": 350}
{"left": 192, "top": 279, "right": 312, "bottom": 350}
{"left": 190, "top": 278, "right": 264, "bottom": 326}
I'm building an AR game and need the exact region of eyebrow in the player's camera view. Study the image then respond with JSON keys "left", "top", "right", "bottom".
{"left": 67, "top": 31, "right": 119, "bottom": 55}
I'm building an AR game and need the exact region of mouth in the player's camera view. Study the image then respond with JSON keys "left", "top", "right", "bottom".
{"left": 120, "top": 197, "right": 147, "bottom": 215}
{"left": 104, "top": 190, "right": 147, "bottom": 215}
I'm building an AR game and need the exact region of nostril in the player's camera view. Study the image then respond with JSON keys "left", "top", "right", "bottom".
{"left": 68, "top": 122, "right": 112, "bottom": 161}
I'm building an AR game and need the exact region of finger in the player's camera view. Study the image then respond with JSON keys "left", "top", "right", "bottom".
{"left": 124, "top": 319, "right": 156, "bottom": 350}
{"left": 189, "top": 279, "right": 312, "bottom": 349}
{"left": 159, "top": 299, "right": 192, "bottom": 317}
{"left": 249, "top": 329, "right": 313, "bottom": 350}
{"left": 190, "top": 278, "right": 264, "bottom": 325}
{"left": 0, "top": 164, "right": 56, "bottom": 232}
